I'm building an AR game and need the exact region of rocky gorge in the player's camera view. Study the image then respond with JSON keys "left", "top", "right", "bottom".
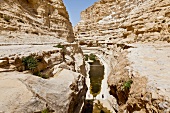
{"left": 75, "top": 0, "right": 170, "bottom": 112}
{"left": 0, "top": 0, "right": 170, "bottom": 113}
{"left": 0, "top": 0, "right": 86, "bottom": 112}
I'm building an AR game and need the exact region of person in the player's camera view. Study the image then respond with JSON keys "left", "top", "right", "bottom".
{"left": 102, "top": 94, "right": 104, "bottom": 98}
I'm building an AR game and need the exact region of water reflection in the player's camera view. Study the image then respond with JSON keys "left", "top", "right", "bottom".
{"left": 89, "top": 60, "right": 104, "bottom": 98}
{"left": 83, "top": 100, "right": 93, "bottom": 113}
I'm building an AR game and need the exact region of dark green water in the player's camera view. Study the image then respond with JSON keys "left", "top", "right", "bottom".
{"left": 82, "top": 60, "right": 105, "bottom": 113}
{"left": 89, "top": 60, "right": 104, "bottom": 97}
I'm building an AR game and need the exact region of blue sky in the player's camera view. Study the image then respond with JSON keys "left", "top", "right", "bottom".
{"left": 63, "top": 0, "right": 98, "bottom": 26}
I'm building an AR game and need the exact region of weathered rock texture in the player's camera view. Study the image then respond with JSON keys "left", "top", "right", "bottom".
{"left": 84, "top": 44, "right": 170, "bottom": 112}
{"left": 0, "top": 70, "right": 85, "bottom": 113}
{"left": 105, "top": 44, "right": 170, "bottom": 113}
{"left": 80, "top": 0, "right": 114, "bottom": 24}
{"left": 0, "top": 44, "right": 87, "bottom": 113}
{"left": 0, "top": 0, "right": 75, "bottom": 44}
{"left": 75, "top": 0, "right": 170, "bottom": 43}
{"left": 0, "top": 0, "right": 88, "bottom": 112}
{"left": 75, "top": 0, "right": 170, "bottom": 112}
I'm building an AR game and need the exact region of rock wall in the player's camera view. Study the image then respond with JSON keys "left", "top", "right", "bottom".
{"left": 74, "top": 0, "right": 170, "bottom": 112}
{"left": 0, "top": 44, "right": 87, "bottom": 113}
{"left": 74, "top": 0, "right": 170, "bottom": 43}
{"left": 0, "top": 0, "right": 75, "bottom": 44}
{"left": 95, "top": 44, "right": 170, "bottom": 112}
{"left": 80, "top": 0, "right": 115, "bottom": 23}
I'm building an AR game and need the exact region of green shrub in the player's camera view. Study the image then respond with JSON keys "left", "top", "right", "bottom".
{"left": 33, "top": 71, "right": 49, "bottom": 79}
{"left": 53, "top": 43, "right": 64, "bottom": 48}
{"left": 84, "top": 54, "right": 88, "bottom": 61}
{"left": 41, "top": 74, "right": 48, "bottom": 79}
{"left": 41, "top": 109, "right": 49, "bottom": 113}
{"left": 123, "top": 80, "right": 133, "bottom": 90}
{"left": 89, "top": 53, "right": 96, "bottom": 61}
{"left": 4, "top": 16, "right": 10, "bottom": 22}
{"left": 22, "top": 56, "right": 37, "bottom": 71}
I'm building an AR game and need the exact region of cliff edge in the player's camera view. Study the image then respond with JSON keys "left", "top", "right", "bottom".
{"left": 0, "top": 0, "right": 75, "bottom": 44}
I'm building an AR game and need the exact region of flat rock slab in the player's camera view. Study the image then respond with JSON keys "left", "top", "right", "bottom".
{"left": 0, "top": 45, "right": 59, "bottom": 58}
{"left": 0, "top": 69, "right": 84, "bottom": 113}
{"left": 0, "top": 74, "right": 33, "bottom": 112}
{"left": 128, "top": 43, "right": 170, "bottom": 101}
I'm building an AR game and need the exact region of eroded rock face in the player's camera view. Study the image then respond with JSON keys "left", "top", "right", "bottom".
{"left": 0, "top": 0, "right": 75, "bottom": 44}
{"left": 80, "top": 0, "right": 115, "bottom": 23}
{"left": 106, "top": 44, "right": 170, "bottom": 113}
{"left": 0, "top": 69, "right": 86, "bottom": 113}
{"left": 75, "top": 0, "right": 170, "bottom": 112}
{"left": 75, "top": 0, "right": 170, "bottom": 43}
{"left": 0, "top": 44, "right": 87, "bottom": 113}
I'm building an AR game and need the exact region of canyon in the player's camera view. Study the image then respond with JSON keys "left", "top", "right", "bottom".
{"left": 75, "top": 0, "right": 170, "bottom": 112}
{"left": 0, "top": 0, "right": 86, "bottom": 112}
{"left": 0, "top": 0, "right": 170, "bottom": 113}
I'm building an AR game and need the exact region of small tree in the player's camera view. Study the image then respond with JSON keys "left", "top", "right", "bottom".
{"left": 89, "top": 53, "right": 96, "bottom": 61}
{"left": 22, "top": 56, "right": 37, "bottom": 71}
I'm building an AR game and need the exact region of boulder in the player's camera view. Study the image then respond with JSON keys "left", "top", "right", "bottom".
{"left": 0, "top": 70, "right": 87, "bottom": 113}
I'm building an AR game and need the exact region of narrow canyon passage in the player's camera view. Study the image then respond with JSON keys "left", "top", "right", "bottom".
{"left": 86, "top": 60, "right": 104, "bottom": 99}
{"left": 82, "top": 52, "right": 117, "bottom": 113}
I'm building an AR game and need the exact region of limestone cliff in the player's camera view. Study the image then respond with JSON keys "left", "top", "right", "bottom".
{"left": 0, "top": 0, "right": 75, "bottom": 44}
{"left": 75, "top": 0, "right": 170, "bottom": 43}
{"left": 84, "top": 44, "right": 170, "bottom": 112}
{"left": 80, "top": 0, "right": 114, "bottom": 23}
{"left": 75, "top": 0, "right": 170, "bottom": 112}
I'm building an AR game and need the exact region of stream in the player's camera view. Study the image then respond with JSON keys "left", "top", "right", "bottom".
{"left": 82, "top": 54, "right": 115, "bottom": 113}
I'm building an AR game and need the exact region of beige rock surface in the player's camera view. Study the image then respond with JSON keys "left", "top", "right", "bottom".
{"left": 0, "top": 69, "right": 86, "bottom": 113}
{"left": 106, "top": 43, "right": 170, "bottom": 112}
{"left": 75, "top": 0, "right": 170, "bottom": 43}
{"left": 0, "top": 45, "right": 59, "bottom": 57}
{"left": 0, "top": 44, "right": 87, "bottom": 113}
{"left": 0, "top": 0, "right": 75, "bottom": 43}
{"left": 0, "top": 0, "right": 89, "bottom": 112}
{"left": 0, "top": 44, "right": 87, "bottom": 75}
{"left": 75, "top": 0, "right": 170, "bottom": 111}
{"left": 80, "top": 0, "right": 114, "bottom": 23}
{"left": 0, "top": 0, "right": 169, "bottom": 112}
{"left": 128, "top": 43, "right": 170, "bottom": 100}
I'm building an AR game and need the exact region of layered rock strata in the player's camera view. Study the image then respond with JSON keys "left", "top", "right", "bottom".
{"left": 75, "top": 0, "right": 170, "bottom": 111}
{"left": 0, "top": 44, "right": 87, "bottom": 113}
{"left": 80, "top": 0, "right": 115, "bottom": 24}
{"left": 75, "top": 0, "right": 170, "bottom": 43}
{"left": 83, "top": 43, "right": 170, "bottom": 112}
{"left": 0, "top": 0, "right": 75, "bottom": 44}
